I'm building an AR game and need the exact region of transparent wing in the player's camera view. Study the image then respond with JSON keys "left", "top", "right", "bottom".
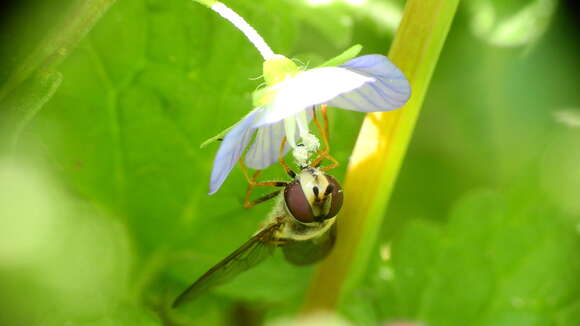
{"left": 173, "top": 223, "right": 281, "bottom": 308}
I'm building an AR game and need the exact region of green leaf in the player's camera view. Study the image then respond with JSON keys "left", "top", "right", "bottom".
{"left": 345, "top": 189, "right": 580, "bottom": 325}
{"left": 0, "top": 70, "right": 62, "bottom": 149}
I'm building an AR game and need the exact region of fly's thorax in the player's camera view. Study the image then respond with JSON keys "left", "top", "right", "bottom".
{"left": 277, "top": 216, "right": 336, "bottom": 242}
{"left": 254, "top": 194, "right": 286, "bottom": 234}
{"left": 266, "top": 194, "right": 286, "bottom": 218}
{"left": 283, "top": 166, "right": 344, "bottom": 223}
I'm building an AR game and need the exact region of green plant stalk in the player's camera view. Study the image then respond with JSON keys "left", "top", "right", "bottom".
{"left": 0, "top": 0, "right": 117, "bottom": 103}
{"left": 303, "top": 0, "right": 460, "bottom": 311}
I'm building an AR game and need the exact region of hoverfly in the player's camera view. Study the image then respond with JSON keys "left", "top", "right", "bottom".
{"left": 173, "top": 106, "right": 342, "bottom": 308}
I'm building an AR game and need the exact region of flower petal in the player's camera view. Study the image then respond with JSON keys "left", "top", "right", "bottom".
{"left": 244, "top": 120, "right": 288, "bottom": 170}
{"left": 244, "top": 108, "right": 314, "bottom": 170}
{"left": 252, "top": 67, "right": 374, "bottom": 127}
{"left": 209, "top": 109, "right": 260, "bottom": 194}
{"left": 327, "top": 54, "right": 411, "bottom": 112}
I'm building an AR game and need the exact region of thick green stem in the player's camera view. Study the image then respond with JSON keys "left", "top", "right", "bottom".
{"left": 303, "top": 0, "right": 460, "bottom": 311}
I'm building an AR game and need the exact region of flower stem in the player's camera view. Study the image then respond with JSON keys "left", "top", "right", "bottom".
{"left": 204, "top": 1, "right": 276, "bottom": 60}
{"left": 302, "top": 0, "right": 460, "bottom": 312}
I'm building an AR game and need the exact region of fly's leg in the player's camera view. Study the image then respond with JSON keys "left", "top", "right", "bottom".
{"left": 278, "top": 137, "right": 296, "bottom": 178}
{"left": 240, "top": 137, "right": 297, "bottom": 208}
{"left": 239, "top": 160, "right": 287, "bottom": 209}
{"left": 243, "top": 190, "right": 282, "bottom": 209}
{"left": 269, "top": 239, "right": 289, "bottom": 246}
{"left": 264, "top": 231, "right": 289, "bottom": 246}
{"left": 312, "top": 148, "right": 339, "bottom": 172}
{"left": 258, "top": 220, "right": 286, "bottom": 245}
{"left": 310, "top": 105, "right": 339, "bottom": 171}
{"left": 312, "top": 105, "right": 330, "bottom": 150}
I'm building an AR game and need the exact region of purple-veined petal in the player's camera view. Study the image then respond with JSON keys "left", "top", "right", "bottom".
{"left": 327, "top": 54, "right": 410, "bottom": 112}
{"left": 252, "top": 67, "right": 373, "bottom": 127}
{"left": 244, "top": 108, "right": 314, "bottom": 170}
{"left": 244, "top": 120, "right": 288, "bottom": 170}
{"left": 209, "top": 109, "right": 261, "bottom": 194}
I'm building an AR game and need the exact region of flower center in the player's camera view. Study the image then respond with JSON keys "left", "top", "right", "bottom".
{"left": 263, "top": 55, "right": 301, "bottom": 85}
{"left": 284, "top": 110, "right": 320, "bottom": 166}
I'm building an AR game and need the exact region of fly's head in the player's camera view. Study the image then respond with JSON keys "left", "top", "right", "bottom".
{"left": 283, "top": 166, "right": 343, "bottom": 224}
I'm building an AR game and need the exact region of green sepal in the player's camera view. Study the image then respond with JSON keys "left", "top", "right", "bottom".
{"left": 200, "top": 108, "right": 261, "bottom": 148}
{"left": 317, "top": 44, "right": 363, "bottom": 68}
{"left": 200, "top": 125, "right": 234, "bottom": 148}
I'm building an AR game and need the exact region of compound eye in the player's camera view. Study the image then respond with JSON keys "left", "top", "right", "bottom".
{"left": 324, "top": 174, "right": 343, "bottom": 219}
{"left": 284, "top": 180, "right": 315, "bottom": 223}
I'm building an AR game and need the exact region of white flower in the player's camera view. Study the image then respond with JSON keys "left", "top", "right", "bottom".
{"left": 193, "top": 1, "right": 411, "bottom": 194}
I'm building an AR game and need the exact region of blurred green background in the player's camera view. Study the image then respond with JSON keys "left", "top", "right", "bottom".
{"left": 1, "top": 0, "right": 579, "bottom": 325}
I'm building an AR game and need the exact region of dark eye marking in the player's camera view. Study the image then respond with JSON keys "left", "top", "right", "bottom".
{"left": 313, "top": 186, "right": 319, "bottom": 197}
{"left": 324, "top": 183, "right": 334, "bottom": 196}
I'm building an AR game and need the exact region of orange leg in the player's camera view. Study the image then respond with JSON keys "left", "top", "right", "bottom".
{"left": 243, "top": 190, "right": 282, "bottom": 209}
{"left": 278, "top": 137, "right": 296, "bottom": 178}
{"left": 312, "top": 105, "right": 330, "bottom": 151}
{"left": 239, "top": 135, "right": 296, "bottom": 208}
{"left": 310, "top": 105, "right": 339, "bottom": 171}
{"left": 239, "top": 160, "right": 286, "bottom": 209}
{"left": 317, "top": 153, "right": 339, "bottom": 171}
